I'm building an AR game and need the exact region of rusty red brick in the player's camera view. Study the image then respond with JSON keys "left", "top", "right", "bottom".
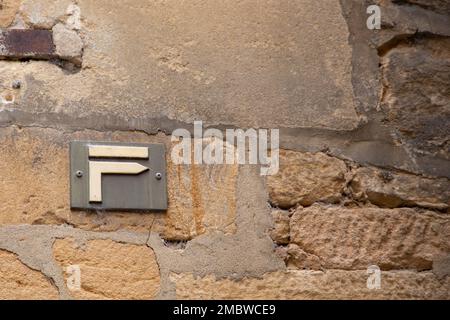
{"left": 0, "top": 29, "right": 55, "bottom": 59}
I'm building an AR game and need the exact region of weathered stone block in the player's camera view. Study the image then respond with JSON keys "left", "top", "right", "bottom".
{"left": 0, "top": 127, "right": 238, "bottom": 240}
{"left": 352, "top": 167, "right": 450, "bottom": 210}
{"left": 392, "top": 0, "right": 450, "bottom": 15}
{"left": 267, "top": 150, "right": 348, "bottom": 209}
{"left": 286, "top": 244, "right": 323, "bottom": 270}
{"left": 433, "top": 255, "right": 450, "bottom": 280}
{"left": 53, "top": 238, "right": 160, "bottom": 299}
{"left": 0, "top": 29, "right": 55, "bottom": 59}
{"left": 52, "top": 23, "right": 83, "bottom": 65}
{"left": 170, "top": 270, "right": 450, "bottom": 299}
{"left": 20, "top": 0, "right": 73, "bottom": 29}
{"left": 0, "top": 249, "right": 59, "bottom": 299}
{"left": 0, "top": 0, "right": 21, "bottom": 28}
{"left": 269, "top": 210, "right": 290, "bottom": 245}
{"left": 382, "top": 37, "right": 450, "bottom": 160}
{"left": 290, "top": 205, "right": 450, "bottom": 270}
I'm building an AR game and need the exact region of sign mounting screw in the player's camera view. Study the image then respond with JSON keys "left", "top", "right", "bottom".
{"left": 76, "top": 170, "right": 83, "bottom": 178}
{"left": 155, "top": 172, "right": 162, "bottom": 180}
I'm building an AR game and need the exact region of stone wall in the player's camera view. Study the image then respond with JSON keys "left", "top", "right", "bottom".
{"left": 0, "top": 0, "right": 448, "bottom": 299}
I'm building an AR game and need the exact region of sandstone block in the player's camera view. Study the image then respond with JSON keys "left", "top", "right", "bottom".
{"left": 170, "top": 270, "right": 450, "bottom": 299}
{"left": 0, "top": 249, "right": 59, "bottom": 299}
{"left": 52, "top": 23, "right": 83, "bottom": 64}
{"left": 53, "top": 238, "right": 160, "bottom": 299}
{"left": 290, "top": 205, "right": 450, "bottom": 270}
{"left": 267, "top": 150, "right": 348, "bottom": 208}
{"left": 286, "top": 244, "right": 323, "bottom": 270}
{"left": 392, "top": 0, "right": 450, "bottom": 15}
{"left": 0, "top": 0, "right": 21, "bottom": 28}
{"left": 269, "top": 210, "right": 290, "bottom": 245}
{"left": 20, "top": 0, "right": 73, "bottom": 29}
{"left": 381, "top": 37, "right": 450, "bottom": 160}
{"left": 433, "top": 255, "right": 450, "bottom": 280}
{"left": 351, "top": 167, "right": 450, "bottom": 210}
{"left": 0, "top": 127, "right": 238, "bottom": 240}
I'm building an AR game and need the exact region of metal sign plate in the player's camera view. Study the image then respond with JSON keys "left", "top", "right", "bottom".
{"left": 70, "top": 141, "right": 167, "bottom": 211}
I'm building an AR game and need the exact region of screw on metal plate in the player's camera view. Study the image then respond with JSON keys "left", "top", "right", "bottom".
{"left": 155, "top": 172, "right": 162, "bottom": 180}
{"left": 75, "top": 170, "right": 83, "bottom": 178}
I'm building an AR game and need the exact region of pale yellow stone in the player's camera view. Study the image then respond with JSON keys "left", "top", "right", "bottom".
{"left": 0, "top": 250, "right": 59, "bottom": 300}
{"left": 0, "top": 0, "right": 21, "bottom": 27}
{"left": 0, "top": 127, "right": 237, "bottom": 240}
{"left": 290, "top": 205, "right": 450, "bottom": 270}
{"left": 170, "top": 270, "right": 450, "bottom": 300}
{"left": 53, "top": 238, "right": 160, "bottom": 300}
{"left": 351, "top": 167, "right": 450, "bottom": 210}
{"left": 20, "top": 0, "right": 72, "bottom": 29}
{"left": 267, "top": 150, "right": 348, "bottom": 208}
{"left": 269, "top": 210, "right": 290, "bottom": 245}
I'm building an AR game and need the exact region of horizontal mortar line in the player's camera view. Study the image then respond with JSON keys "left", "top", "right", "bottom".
{"left": 0, "top": 108, "right": 388, "bottom": 141}
{"left": 1, "top": 109, "right": 449, "bottom": 179}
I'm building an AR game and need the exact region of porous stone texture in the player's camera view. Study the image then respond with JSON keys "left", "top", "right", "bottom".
{"left": 269, "top": 210, "right": 290, "bottom": 245}
{"left": 381, "top": 37, "right": 450, "bottom": 161}
{"left": 267, "top": 150, "right": 349, "bottom": 209}
{"left": 20, "top": 0, "right": 73, "bottom": 29}
{"left": 392, "top": 0, "right": 450, "bottom": 15}
{"left": 0, "top": 127, "right": 237, "bottom": 240}
{"left": 285, "top": 244, "right": 323, "bottom": 270}
{"left": 432, "top": 255, "right": 450, "bottom": 280}
{"left": 290, "top": 205, "right": 450, "bottom": 271}
{"left": 0, "top": 0, "right": 21, "bottom": 27}
{"left": 53, "top": 238, "right": 160, "bottom": 299}
{"left": 170, "top": 270, "right": 450, "bottom": 299}
{"left": 351, "top": 167, "right": 450, "bottom": 210}
{"left": 52, "top": 23, "right": 83, "bottom": 64}
{"left": 0, "top": 249, "right": 59, "bottom": 299}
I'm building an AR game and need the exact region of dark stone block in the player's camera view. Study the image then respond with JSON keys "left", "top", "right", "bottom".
{"left": 0, "top": 29, "right": 55, "bottom": 59}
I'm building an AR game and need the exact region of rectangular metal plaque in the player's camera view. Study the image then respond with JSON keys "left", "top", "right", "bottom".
{"left": 70, "top": 141, "right": 167, "bottom": 211}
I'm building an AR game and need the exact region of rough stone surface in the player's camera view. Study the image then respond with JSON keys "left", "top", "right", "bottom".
{"left": 286, "top": 244, "right": 323, "bottom": 270}
{"left": 269, "top": 210, "right": 290, "bottom": 245}
{"left": 432, "top": 255, "right": 450, "bottom": 280}
{"left": 20, "top": 0, "right": 73, "bottom": 29}
{"left": 53, "top": 238, "right": 160, "bottom": 299}
{"left": 351, "top": 167, "right": 450, "bottom": 210}
{"left": 392, "top": 0, "right": 450, "bottom": 15}
{"left": 0, "top": 249, "right": 59, "bottom": 299}
{"left": 290, "top": 205, "right": 450, "bottom": 271}
{"left": 267, "top": 150, "right": 349, "bottom": 209}
{"left": 0, "top": 127, "right": 237, "bottom": 240}
{"left": 0, "top": 0, "right": 21, "bottom": 27}
{"left": 52, "top": 23, "right": 83, "bottom": 64}
{"left": 170, "top": 270, "right": 450, "bottom": 299}
{"left": 381, "top": 37, "right": 450, "bottom": 161}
